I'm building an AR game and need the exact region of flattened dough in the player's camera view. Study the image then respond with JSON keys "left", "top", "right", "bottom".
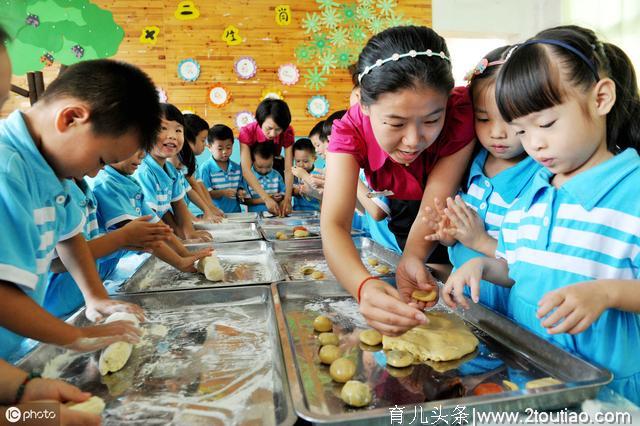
{"left": 98, "top": 312, "right": 139, "bottom": 376}
{"left": 359, "top": 329, "right": 382, "bottom": 346}
{"left": 67, "top": 395, "right": 106, "bottom": 414}
{"left": 382, "top": 311, "right": 478, "bottom": 362}
{"left": 196, "top": 254, "right": 224, "bottom": 281}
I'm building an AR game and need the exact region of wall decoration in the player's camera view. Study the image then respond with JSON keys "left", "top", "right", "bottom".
{"left": 174, "top": 1, "right": 201, "bottom": 20}
{"left": 222, "top": 25, "right": 242, "bottom": 46}
{"left": 209, "top": 84, "right": 232, "bottom": 107}
{"left": 278, "top": 63, "right": 300, "bottom": 86}
{"left": 307, "top": 95, "right": 330, "bottom": 118}
{"left": 40, "top": 53, "right": 55, "bottom": 67}
{"left": 234, "top": 56, "right": 257, "bottom": 79}
{"left": 235, "top": 111, "right": 257, "bottom": 130}
{"left": 304, "top": 66, "right": 327, "bottom": 91}
{"left": 301, "top": 12, "right": 321, "bottom": 34}
{"left": 275, "top": 5, "right": 292, "bottom": 26}
{"left": 182, "top": 106, "right": 197, "bottom": 115}
{"left": 25, "top": 14, "right": 40, "bottom": 28}
{"left": 177, "top": 58, "right": 201, "bottom": 81}
{"left": 261, "top": 88, "right": 284, "bottom": 101}
{"left": 71, "top": 45, "right": 85, "bottom": 59}
{"left": 318, "top": 51, "right": 337, "bottom": 73}
{"left": 157, "top": 87, "right": 168, "bottom": 102}
{"left": 140, "top": 26, "right": 161, "bottom": 45}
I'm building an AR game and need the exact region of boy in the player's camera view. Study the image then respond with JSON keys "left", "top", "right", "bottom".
{"left": 243, "top": 142, "right": 285, "bottom": 213}
{"left": 0, "top": 59, "right": 159, "bottom": 360}
{"left": 199, "top": 124, "right": 245, "bottom": 213}
{"left": 291, "top": 138, "right": 322, "bottom": 211}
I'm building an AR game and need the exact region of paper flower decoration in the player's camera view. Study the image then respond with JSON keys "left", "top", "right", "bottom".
{"left": 304, "top": 67, "right": 327, "bottom": 91}
{"left": 235, "top": 111, "right": 256, "bottom": 129}
{"left": 261, "top": 88, "right": 284, "bottom": 101}
{"left": 234, "top": 56, "right": 257, "bottom": 79}
{"left": 307, "top": 95, "right": 330, "bottom": 118}
{"left": 178, "top": 58, "right": 200, "bottom": 81}
{"left": 208, "top": 84, "right": 232, "bottom": 107}
{"left": 278, "top": 63, "right": 300, "bottom": 86}
{"left": 156, "top": 87, "right": 168, "bottom": 103}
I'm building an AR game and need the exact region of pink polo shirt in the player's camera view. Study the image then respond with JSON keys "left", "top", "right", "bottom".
{"left": 328, "top": 86, "right": 475, "bottom": 200}
{"left": 238, "top": 121, "right": 295, "bottom": 156}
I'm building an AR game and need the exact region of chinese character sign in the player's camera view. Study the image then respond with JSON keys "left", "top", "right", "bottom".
{"left": 222, "top": 25, "right": 242, "bottom": 46}
{"left": 275, "top": 5, "right": 292, "bottom": 26}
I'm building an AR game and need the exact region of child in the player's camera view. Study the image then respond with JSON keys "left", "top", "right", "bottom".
{"left": 0, "top": 59, "right": 157, "bottom": 360}
{"left": 135, "top": 103, "right": 211, "bottom": 241}
{"left": 291, "top": 138, "right": 322, "bottom": 211}
{"left": 320, "top": 26, "right": 475, "bottom": 336}
{"left": 424, "top": 46, "right": 541, "bottom": 314}
{"left": 443, "top": 26, "right": 640, "bottom": 403}
{"left": 200, "top": 124, "right": 245, "bottom": 214}
{"left": 243, "top": 142, "right": 286, "bottom": 213}
{"left": 309, "top": 120, "right": 325, "bottom": 169}
{"left": 239, "top": 99, "right": 294, "bottom": 216}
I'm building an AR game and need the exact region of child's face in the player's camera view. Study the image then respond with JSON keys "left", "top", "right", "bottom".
{"left": 261, "top": 117, "right": 283, "bottom": 140}
{"left": 253, "top": 155, "right": 274, "bottom": 175}
{"left": 473, "top": 81, "right": 525, "bottom": 160}
{"left": 112, "top": 149, "right": 146, "bottom": 175}
{"left": 0, "top": 46, "right": 11, "bottom": 109}
{"left": 361, "top": 84, "right": 448, "bottom": 166}
{"left": 210, "top": 138, "right": 233, "bottom": 162}
{"left": 294, "top": 149, "right": 316, "bottom": 172}
{"left": 190, "top": 129, "right": 207, "bottom": 155}
{"left": 151, "top": 117, "right": 184, "bottom": 160}
{"left": 310, "top": 134, "right": 326, "bottom": 159}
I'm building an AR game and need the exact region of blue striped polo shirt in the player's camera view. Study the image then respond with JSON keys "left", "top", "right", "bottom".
{"left": 293, "top": 168, "right": 322, "bottom": 212}
{"left": 244, "top": 167, "right": 285, "bottom": 213}
{"left": 134, "top": 155, "right": 185, "bottom": 218}
{"left": 199, "top": 158, "right": 243, "bottom": 213}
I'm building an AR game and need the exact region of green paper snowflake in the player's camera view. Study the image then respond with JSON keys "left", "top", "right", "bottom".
{"left": 316, "top": 0, "right": 338, "bottom": 11}
{"left": 335, "top": 48, "right": 356, "bottom": 68}
{"left": 386, "top": 11, "right": 406, "bottom": 28}
{"left": 330, "top": 27, "right": 349, "bottom": 48}
{"left": 318, "top": 50, "right": 337, "bottom": 73}
{"left": 295, "top": 43, "right": 315, "bottom": 63}
{"left": 356, "top": 4, "right": 375, "bottom": 21}
{"left": 351, "top": 25, "right": 368, "bottom": 43}
{"left": 357, "top": 0, "right": 375, "bottom": 7}
{"left": 321, "top": 7, "right": 340, "bottom": 29}
{"left": 369, "top": 16, "right": 386, "bottom": 34}
{"left": 312, "top": 33, "right": 332, "bottom": 53}
{"left": 304, "top": 66, "right": 328, "bottom": 91}
{"left": 376, "top": 0, "right": 396, "bottom": 17}
{"left": 341, "top": 3, "right": 358, "bottom": 25}
{"left": 302, "top": 12, "right": 321, "bottom": 34}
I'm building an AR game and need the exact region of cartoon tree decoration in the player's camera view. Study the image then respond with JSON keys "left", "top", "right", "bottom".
{"left": 302, "top": 12, "right": 321, "bottom": 34}
{"left": 2, "top": 0, "right": 125, "bottom": 75}
{"left": 304, "top": 67, "right": 328, "bottom": 91}
{"left": 320, "top": 7, "right": 340, "bottom": 29}
{"left": 318, "top": 50, "right": 337, "bottom": 73}
{"left": 330, "top": 28, "right": 349, "bottom": 48}
{"left": 376, "top": 0, "right": 396, "bottom": 16}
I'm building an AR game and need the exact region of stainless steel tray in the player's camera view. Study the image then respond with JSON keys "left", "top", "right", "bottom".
{"left": 260, "top": 217, "right": 320, "bottom": 227}
{"left": 186, "top": 222, "right": 262, "bottom": 244}
{"left": 19, "top": 287, "right": 296, "bottom": 426}
{"left": 116, "top": 241, "right": 286, "bottom": 293}
{"left": 261, "top": 210, "right": 319, "bottom": 219}
{"left": 194, "top": 212, "right": 260, "bottom": 227}
{"left": 272, "top": 280, "right": 612, "bottom": 424}
{"left": 274, "top": 237, "right": 399, "bottom": 281}
{"left": 261, "top": 223, "right": 365, "bottom": 243}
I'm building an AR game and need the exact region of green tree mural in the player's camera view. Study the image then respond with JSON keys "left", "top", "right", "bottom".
{"left": 0, "top": 0, "right": 124, "bottom": 75}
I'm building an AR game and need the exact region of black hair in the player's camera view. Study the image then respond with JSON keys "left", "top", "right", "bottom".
{"left": 496, "top": 25, "right": 640, "bottom": 153}
{"left": 251, "top": 141, "right": 275, "bottom": 161}
{"left": 41, "top": 59, "right": 160, "bottom": 151}
{"left": 309, "top": 120, "right": 324, "bottom": 138}
{"left": 255, "top": 98, "right": 291, "bottom": 130}
{"left": 178, "top": 138, "right": 196, "bottom": 177}
{"left": 293, "top": 138, "right": 316, "bottom": 156}
{"left": 468, "top": 45, "right": 511, "bottom": 102}
{"left": 320, "top": 110, "right": 347, "bottom": 143}
{"left": 208, "top": 124, "right": 234, "bottom": 145}
{"left": 0, "top": 24, "right": 10, "bottom": 45}
{"left": 356, "top": 26, "right": 454, "bottom": 106}
{"left": 160, "top": 103, "right": 184, "bottom": 127}
{"left": 183, "top": 113, "right": 209, "bottom": 143}
{"left": 347, "top": 63, "right": 358, "bottom": 86}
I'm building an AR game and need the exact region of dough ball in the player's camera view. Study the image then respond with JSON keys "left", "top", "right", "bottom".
{"left": 196, "top": 254, "right": 224, "bottom": 281}
{"left": 311, "top": 270, "right": 325, "bottom": 280}
{"left": 319, "top": 344, "right": 341, "bottom": 365}
{"left": 313, "top": 315, "right": 332, "bottom": 332}
{"left": 359, "top": 329, "right": 382, "bottom": 346}
{"left": 386, "top": 350, "right": 413, "bottom": 368}
{"left": 293, "top": 227, "right": 309, "bottom": 238}
{"left": 366, "top": 257, "right": 379, "bottom": 266}
{"left": 318, "top": 332, "right": 339, "bottom": 346}
{"left": 386, "top": 365, "right": 414, "bottom": 378}
{"left": 277, "top": 232, "right": 289, "bottom": 240}
{"left": 340, "top": 380, "right": 372, "bottom": 407}
{"left": 503, "top": 380, "right": 519, "bottom": 391}
{"left": 525, "top": 377, "right": 563, "bottom": 390}
{"left": 67, "top": 395, "right": 106, "bottom": 414}
{"left": 411, "top": 289, "right": 438, "bottom": 302}
{"left": 330, "top": 358, "right": 356, "bottom": 383}
{"left": 375, "top": 265, "right": 390, "bottom": 274}
{"left": 299, "top": 265, "right": 315, "bottom": 275}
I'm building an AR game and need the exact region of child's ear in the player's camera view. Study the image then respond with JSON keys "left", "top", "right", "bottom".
{"left": 593, "top": 77, "right": 616, "bottom": 116}
{"left": 55, "top": 104, "right": 91, "bottom": 133}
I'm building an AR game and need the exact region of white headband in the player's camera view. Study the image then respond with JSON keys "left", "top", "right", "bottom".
{"left": 357, "top": 49, "right": 451, "bottom": 84}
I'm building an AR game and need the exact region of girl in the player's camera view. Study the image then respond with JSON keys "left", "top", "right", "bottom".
{"left": 321, "top": 26, "right": 476, "bottom": 336}
{"left": 239, "top": 99, "right": 294, "bottom": 217}
{"left": 424, "top": 46, "right": 541, "bottom": 314}
{"left": 443, "top": 26, "right": 640, "bottom": 403}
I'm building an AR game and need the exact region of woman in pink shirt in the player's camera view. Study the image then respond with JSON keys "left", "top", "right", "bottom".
{"left": 239, "top": 99, "right": 295, "bottom": 216}
{"left": 321, "top": 26, "right": 475, "bottom": 336}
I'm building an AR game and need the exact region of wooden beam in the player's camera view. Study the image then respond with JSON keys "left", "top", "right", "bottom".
{"left": 34, "top": 71, "right": 45, "bottom": 98}
{"left": 10, "top": 84, "right": 30, "bottom": 98}
{"left": 26, "top": 72, "right": 38, "bottom": 105}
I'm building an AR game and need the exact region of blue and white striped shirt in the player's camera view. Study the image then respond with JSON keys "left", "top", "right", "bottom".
{"left": 293, "top": 168, "right": 322, "bottom": 212}
{"left": 244, "top": 167, "right": 285, "bottom": 213}
{"left": 199, "top": 158, "right": 243, "bottom": 213}
{"left": 68, "top": 178, "right": 102, "bottom": 240}
{"left": 134, "top": 155, "right": 185, "bottom": 218}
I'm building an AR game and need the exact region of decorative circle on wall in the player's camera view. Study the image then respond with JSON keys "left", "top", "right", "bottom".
{"left": 177, "top": 58, "right": 201, "bottom": 81}
{"left": 261, "top": 88, "right": 284, "bottom": 101}
{"left": 156, "top": 87, "right": 168, "bottom": 103}
{"left": 235, "top": 111, "right": 256, "bottom": 129}
{"left": 278, "top": 63, "right": 300, "bottom": 86}
{"left": 307, "top": 95, "right": 330, "bottom": 118}
{"left": 234, "top": 56, "right": 257, "bottom": 79}
{"left": 208, "top": 83, "right": 232, "bottom": 107}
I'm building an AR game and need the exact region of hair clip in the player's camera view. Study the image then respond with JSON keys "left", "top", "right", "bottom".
{"left": 464, "top": 58, "right": 506, "bottom": 82}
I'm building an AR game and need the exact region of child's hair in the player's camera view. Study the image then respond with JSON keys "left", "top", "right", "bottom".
{"left": 496, "top": 25, "right": 640, "bottom": 152}
{"left": 208, "top": 124, "right": 234, "bottom": 145}
{"left": 41, "top": 59, "right": 160, "bottom": 151}
{"left": 160, "top": 103, "right": 184, "bottom": 127}
{"left": 293, "top": 138, "right": 316, "bottom": 156}
{"left": 183, "top": 113, "right": 209, "bottom": 144}
{"left": 355, "top": 26, "right": 454, "bottom": 106}
{"left": 309, "top": 120, "right": 324, "bottom": 139}
{"left": 251, "top": 141, "right": 275, "bottom": 161}
{"left": 178, "top": 139, "right": 196, "bottom": 177}
{"left": 255, "top": 98, "right": 291, "bottom": 130}
{"left": 466, "top": 45, "right": 511, "bottom": 101}
{"left": 320, "top": 110, "right": 347, "bottom": 142}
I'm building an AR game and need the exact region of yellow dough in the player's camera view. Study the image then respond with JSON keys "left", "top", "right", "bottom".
{"left": 411, "top": 289, "right": 438, "bottom": 302}
{"left": 366, "top": 257, "right": 379, "bottom": 266}
{"left": 386, "top": 365, "right": 414, "bottom": 378}
{"left": 503, "top": 380, "right": 519, "bottom": 391}
{"left": 318, "top": 332, "right": 339, "bottom": 346}
{"left": 359, "top": 329, "right": 382, "bottom": 346}
{"left": 98, "top": 312, "right": 139, "bottom": 376}
{"left": 277, "top": 232, "right": 289, "bottom": 240}
{"left": 313, "top": 315, "right": 332, "bottom": 332}
{"left": 375, "top": 264, "right": 390, "bottom": 274}
{"left": 311, "top": 270, "right": 325, "bottom": 280}
{"left": 196, "top": 254, "right": 224, "bottom": 281}
{"left": 382, "top": 311, "right": 478, "bottom": 362}
{"left": 525, "top": 377, "right": 563, "bottom": 390}
{"left": 299, "top": 265, "right": 315, "bottom": 275}
{"left": 293, "top": 229, "right": 309, "bottom": 238}
{"left": 340, "top": 380, "right": 372, "bottom": 407}
{"left": 330, "top": 358, "right": 356, "bottom": 383}
{"left": 67, "top": 395, "right": 106, "bottom": 414}
{"left": 319, "top": 345, "right": 341, "bottom": 365}
{"left": 386, "top": 350, "right": 413, "bottom": 368}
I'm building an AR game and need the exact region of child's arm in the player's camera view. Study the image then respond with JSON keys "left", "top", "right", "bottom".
{"left": 152, "top": 240, "right": 212, "bottom": 272}
{"left": 170, "top": 199, "right": 212, "bottom": 242}
{"left": 209, "top": 188, "right": 238, "bottom": 200}
{"left": 194, "top": 180, "right": 224, "bottom": 216}
{"left": 442, "top": 257, "right": 513, "bottom": 309}
{"left": 185, "top": 187, "right": 221, "bottom": 222}
{"left": 282, "top": 146, "right": 294, "bottom": 216}
{"left": 356, "top": 180, "right": 388, "bottom": 221}
{"left": 244, "top": 197, "right": 265, "bottom": 206}
{"left": 441, "top": 195, "right": 497, "bottom": 256}
{"left": 240, "top": 144, "right": 280, "bottom": 215}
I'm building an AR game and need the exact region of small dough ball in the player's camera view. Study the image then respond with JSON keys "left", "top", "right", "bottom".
{"left": 503, "top": 380, "right": 519, "bottom": 391}
{"left": 411, "top": 289, "right": 438, "bottom": 302}
{"left": 313, "top": 315, "right": 333, "bottom": 332}
{"left": 386, "top": 350, "right": 413, "bottom": 368}
{"left": 366, "top": 257, "right": 379, "bottom": 266}
{"left": 525, "top": 377, "right": 563, "bottom": 390}
{"left": 386, "top": 365, "right": 414, "bottom": 378}
{"left": 293, "top": 229, "right": 309, "bottom": 238}
{"left": 375, "top": 264, "right": 390, "bottom": 274}
{"left": 311, "top": 270, "right": 325, "bottom": 280}
{"left": 318, "top": 332, "right": 339, "bottom": 346}
{"left": 359, "top": 329, "right": 382, "bottom": 346}
{"left": 67, "top": 395, "right": 106, "bottom": 414}
{"left": 319, "top": 344, "right": 341, "bottom": 365}
{"left": 330, "top": 358, "right": 356, "bottom": 383}
{"left": 340, "top": 380, "right": 372, "bottom": 407}
{"left": 299, "top": 265, "right": 315, "bottom": 275}
{"left": 277, "top": 232, "right": 289, "bottom": 240}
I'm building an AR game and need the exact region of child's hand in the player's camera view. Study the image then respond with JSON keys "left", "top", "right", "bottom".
{"left": 84, "top": 298, "right": 145, "bottom": 323}
{"left": 281, "top": 196, "right": 292, "bottom": 216}
{"left": 236, "top": 189, "right": 247, "bottom": 201}
{"left": 64, "top": 319, "right": 142, "bottom": 352}
{"left": 537, "top": 282, "right": 609, "bottom": 335}
{"left": 20, "top": 380, "right": 101, "bottom": 425}
{"left": 123, "top": 215, "right": 171, "bottom": 250}
{"left": 186, "top": 229, "right": 213, "bottom": 242}
{"left": 272, "top": 193, "right": 285, "bottom": 203}
{"left": 444, "top": 196, "right": 492, "bottom": 252}
{"left": 177, "top": 248, "right": 213, "bottom": 273}
{"left": 423, "top": 197, "right": 456, "bottom": 246}
{"left": 221, "top": 188, "right": 237, "bottom": 198}
{"left": 308, "top": 174, "right": 325, "bottom": 190}
{"left": 200, "top": 212, "right": 222, "bottom": 223}
{"left": 291, "top": 166, "right": 306, "bottom": 179}
{"left": 442, "top": 258, "right": 484, "bottom": 309}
